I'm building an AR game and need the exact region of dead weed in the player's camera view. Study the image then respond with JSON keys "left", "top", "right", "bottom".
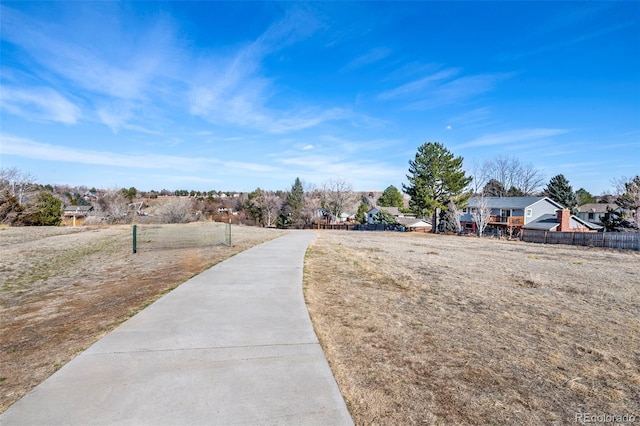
{"left": 304, "top": 231, "right": 640, "bottom": 425}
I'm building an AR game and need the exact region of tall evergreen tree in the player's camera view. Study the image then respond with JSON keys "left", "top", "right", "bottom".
{"left": 23, "top": 191, "right": 62, "bottom": 226}
{"left": 575, "top": 188, "right": 596, "bottom": 205}
{"left": 372, "top": 209, "right": 397, "bottom": 225}
{"left": 355, "top": 196, "right": 370, "bottom": 224}
{"left": 279, "top": 177, "right": 305, "bottom": 228}
{"left": 377, "top": 185, "right": 404, "bottom": 207}
{"left": 544, "top": 174, "right": 578, "bottom": 212}
{"left": 403, "top": 142, "right": 472, "bottom": 232}
{"left": 483, "top": 179, "right": 506, "bottom": 197}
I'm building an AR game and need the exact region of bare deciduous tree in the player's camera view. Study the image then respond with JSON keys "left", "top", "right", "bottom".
{"left": 613, "top": 175, "right": 640, "bottom": 222}
{"left": 481, "top": 156, "right": 545, "bottom": 196}
{"left": 320, "top": 178, "right": 357, "bottom": 222}
{"left": 157, "top": 198, "right": 193, "bottom": 224}
{"left": 97, "top": 188, "right": 130, "bottom": 224}
{"left": 467, "top": 160, "right": 490, "bottom": 194}
{"left": 0, "top": 167, "right": 37, "bottom": 205}
{"left": 262, "top": 191, "right": 282, "bottom": 227}
{"left": 301, "top": 185, "right": 321, "bottom": 227}
{"left": 472, "top": 193, "right": 491, "bottom": 237}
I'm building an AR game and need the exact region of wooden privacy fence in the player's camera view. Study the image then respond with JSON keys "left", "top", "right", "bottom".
{"left": 521, "top": 230, "right": 640, "bottom": 251}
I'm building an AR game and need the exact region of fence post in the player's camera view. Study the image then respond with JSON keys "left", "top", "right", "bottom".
{"left": 132, "top": 224, "right": 137, "bottom": 254}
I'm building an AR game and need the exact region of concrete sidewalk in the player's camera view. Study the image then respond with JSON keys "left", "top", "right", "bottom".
{"left": 1, "top": 231, "right": 353, "bottom": 426}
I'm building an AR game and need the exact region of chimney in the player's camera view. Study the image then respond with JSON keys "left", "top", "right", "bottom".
{"left": 556, "top": 209, "right": 571, "bottom": 232}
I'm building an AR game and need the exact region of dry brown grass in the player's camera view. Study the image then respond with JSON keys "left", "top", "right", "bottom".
{"left": 0, "top": 223, "right": 285, "bottom": 413}
{"left": 304, "top": 231, "right": 640, "bottom": 425}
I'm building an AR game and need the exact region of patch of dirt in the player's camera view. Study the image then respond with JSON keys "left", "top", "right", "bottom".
{"left": 0, "top": 223, "right": 285, "bottom": 412}
{"left": 304, "top": 231, "right": 640, "bottom": 425}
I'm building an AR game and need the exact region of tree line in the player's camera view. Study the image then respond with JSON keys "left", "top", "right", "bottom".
{"left": 403, "top": 142, "right": 639, "bottom": 233}
{"left": 2, "top": 144, "right": 638, "bottom": 231}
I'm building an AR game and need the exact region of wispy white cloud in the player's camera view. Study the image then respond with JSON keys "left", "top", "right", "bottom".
{"left": 0, "top": 86, "right": 81, "bottom": 124}
{"left": 505, "top": 3, "right": 632, "bottom": 61}
{"left": 0, "top": 135, "right": 215, "bottom": 171}
{"left": 512, "top": 22, "right": 634, "bottom": 60}
{"left": 224, "top": 161, "right": 281, "bottom": 173}
{"left": 460, "top": 128, "right": 569, "bottom": 148}
{"left": 342, "top": 47, "right": 392, "bottom": 72}
{"left": 0, "top": 4, "right": 351, "bottom": 136}
{"left": 378, "top": 68, "right": 459, "bottom": 100}
{"left": 378, "top": 66, "right": 512, "bottom": 109}
{"left": 448, "top": 107, "right": 493, "bottom": 127}
{"left": 302, "top": 144, "right": 314, "bottom": 150}
{"left": 407, "top": 73, "right": 513, "bottom": 110}
{"left": 525, "top": 3, "right": 611, "bottom": 40}
{"left": 186, "top": 7, "right": 345, "bottom": 134}
{"left": 96, "top": 102, "right": 162, "bottom": 135}
{"left": 147, "top": 174, "right": 222, "bottom": 186}
{"left": 318, "top": 134, "right": 399, "bottom": 153}
{"left": 0, "top": 5, "right": 178, "bottom": 101}
{"left": 275, "top": 153, "right": 404, "bottom": 188}
{"left": 270, "top": 108, "right": 349, "bottom": 134}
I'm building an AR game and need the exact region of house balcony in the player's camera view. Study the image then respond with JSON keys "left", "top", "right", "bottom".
{"left": 488, "top": 216, "right": 525, "bottom": 227}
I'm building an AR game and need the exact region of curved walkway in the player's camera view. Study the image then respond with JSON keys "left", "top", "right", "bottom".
{"left": 1, "top": 231, "right": 353, "bottom": 426}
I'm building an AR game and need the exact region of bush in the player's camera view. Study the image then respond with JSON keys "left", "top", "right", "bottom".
{"left": 157, "top": 198, "right": 193, "bottom": 223}
{"left": 0, "top": 190, "right": 25, "bottom": 225}
{"left": 22, "top": 192, "right": 62, "bottom": 226}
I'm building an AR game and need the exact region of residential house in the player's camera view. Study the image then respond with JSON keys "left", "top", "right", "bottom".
{"left": 576, "top": 203, "right": 623, "bottom": 225}
{"left": 460, "top": 196, "right": 601, "bottom": 234}
{"left": 396, "top": 217, "right": 432, "bottom": 232}
{"left": 62, "top": 205, "right": 94, "bottom": 226}
{"left": 366, "top": 206, "right": 431, "bottom": 231}
{"left": 523, "top": 209, "right": 601, "bottom": 232}
{"left": 338, "top": 212, "right": 356, "bottom": 223}
{"left": 366, "top": 206, "right": 403, "bottom": 224}
{"left": 63, "top": 205, "right": 94, "bottom": 218}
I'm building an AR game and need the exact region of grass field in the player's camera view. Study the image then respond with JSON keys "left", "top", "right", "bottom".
{"left": 0, "top": 223, "right": 285, "bottom": 412}
{"left": 304, "top": 231, "right": 639, "bottom": 424}
{"left": 2, "top": 225, "right": 638, "bottom": 423}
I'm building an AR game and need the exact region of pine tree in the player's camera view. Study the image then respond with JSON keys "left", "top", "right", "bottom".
{"left": 544, "top": 174, "right": 578, "bottom": 212}
{"left": 377, "top": 185, "right": 404, "bottom": 207}
{"left": 403, "top": 142, "right": 472, "bottom": 232}
{"left": 575, "top": 188, "right": 596, "bottom": 205}
{"left": 483, "top": 179, "right": 506, "bottom": 197}
{"left": 355, "top": 198, "right": 370, "bottom": 224}
{"left": 23, "top": 191, "right": 62, "bottom": 226}
{"left": 279, "top": 177, "right": 305, "bottom": 228}
{"left": 372, "top": 209, "right": 397, "bottom": 225}
{"left": 600, "top": 207, "right": 626, "bottom": 232}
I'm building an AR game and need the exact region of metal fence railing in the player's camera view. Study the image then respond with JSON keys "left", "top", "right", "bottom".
{"left": 132, "top": 222, "right": 231, "bottom": 253}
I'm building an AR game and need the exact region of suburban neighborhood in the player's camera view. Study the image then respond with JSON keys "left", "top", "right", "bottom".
{"left": 2, "top": 164, "right": 639, "bottom": 250}
{"left": 1, "top": 1, "right": 638, "bottom": 424}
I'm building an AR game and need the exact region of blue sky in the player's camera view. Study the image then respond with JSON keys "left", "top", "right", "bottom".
{"left": 1, "top": 1, "right": 638, "bottom": 194}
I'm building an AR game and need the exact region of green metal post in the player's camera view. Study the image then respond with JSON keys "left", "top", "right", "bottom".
{"left": 133, "top": 224, "right": 137, "bottom": 253}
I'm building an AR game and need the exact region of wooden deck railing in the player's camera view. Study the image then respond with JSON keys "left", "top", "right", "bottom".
{"left": 489, "top": 216, "right": 524, "bottom": 226}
